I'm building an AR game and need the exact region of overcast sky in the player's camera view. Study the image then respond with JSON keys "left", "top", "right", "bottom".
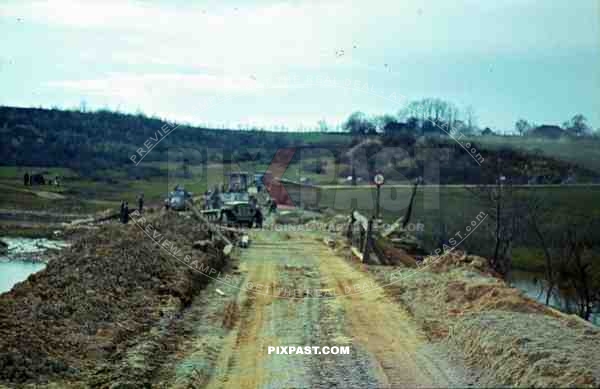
{"left": 1, "top": 0, "right": 599, "bottom": 131}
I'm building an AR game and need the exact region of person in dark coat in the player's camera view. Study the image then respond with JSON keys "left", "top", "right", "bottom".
{"left": 123, "top": 202, "right": 129, "bottom": 224}
{"left": 254, "top": 207, "right": 263, "bottom": 229}
{"left": 138, "top": 193, "right": 144, "bottom": 214}
{"left": 24, "top": 172, "right": 29, "bottom": 186}
{"left": 120, "top": 200, "right": 125, "bottom": 223}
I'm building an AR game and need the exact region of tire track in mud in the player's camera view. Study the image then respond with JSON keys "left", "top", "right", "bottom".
{"left": 316, "top": 240, "right": 468, "bottom": 388}
{"left": 205, "top": 232, "right": 320, "bottom": 389}
{"left": 156, "top": 230, "right": 471, "bottom": 388}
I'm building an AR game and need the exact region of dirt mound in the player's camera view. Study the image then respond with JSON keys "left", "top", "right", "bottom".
{"left": 423, "top": 250, "right": 492, "bottom": 273}
{"left": 0, "top": 211, "right": 231, "bottom": 385}
{"left": 449, "top": 311, "right": 600, "bottom": 387}
{"left": 374, "top": 265, "right": 600, "bottom": 387}
{"left": 443, "top": 280, "right": 549, "bottom": 315}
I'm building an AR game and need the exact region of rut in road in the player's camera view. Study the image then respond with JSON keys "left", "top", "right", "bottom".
{"left": 162, "top": 230, "right": 471, "bottom": 388}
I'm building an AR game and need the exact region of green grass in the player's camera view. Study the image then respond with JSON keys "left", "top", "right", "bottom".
{"left": 2, "top": 159, "right": 599, "bottom": 276}
{"left": 511, "top": 247, "right": 547, "bottom": 272}
{"left": 474, "top": 135, "right": 600, "bottom": 174}
{"left": 317, "top": 185, "right": 600, "bottom": 264}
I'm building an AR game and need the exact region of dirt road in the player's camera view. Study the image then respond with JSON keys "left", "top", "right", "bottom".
{"left": 158, "top": 229, "right": 472, "bottom": 388}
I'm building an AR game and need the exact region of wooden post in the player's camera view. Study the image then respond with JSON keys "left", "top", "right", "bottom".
{"left": 362, "top": 218, "right": 373, "bottom": 263}
{"left": 376, "top": 184, "right": 381, "bottom": 219}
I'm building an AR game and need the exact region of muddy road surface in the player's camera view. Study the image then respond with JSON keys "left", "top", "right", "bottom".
{"left": 154, "top": 229, "right": 474, "bottom": 388}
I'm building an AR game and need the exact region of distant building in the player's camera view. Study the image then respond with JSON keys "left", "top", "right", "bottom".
{"left": 528, "top": 125, "right": 565, "bottom": 139}
{"left": 481, "top": 127, "right": 495, "bottom": 136}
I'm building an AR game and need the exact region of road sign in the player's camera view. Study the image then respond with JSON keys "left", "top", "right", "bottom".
{"left": 374, "top": 174, "right": 385, "bottom": 186}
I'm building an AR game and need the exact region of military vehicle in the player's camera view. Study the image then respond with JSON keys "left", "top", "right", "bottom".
{"left": 164, "top": 186, "right": 194, "bottom": 211}
{"left": 219, "top": 191, "right": 256, "bottom": 227}
{"left": 226, "top": 172, "right": 250, "bottom": 192}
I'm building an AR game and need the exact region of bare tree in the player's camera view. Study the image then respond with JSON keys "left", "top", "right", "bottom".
{"left": 343, "top": 112, "right": 376, "bottom": 135}
{"left": 464, "top": 105, "right": 477, "bottom": 133}
{"left": 399, "top": 98, "right": 460, "bottom": 134}
{"left": 563, "top": 114, "right": 591, "bottom": 137}
{"left": 317, "top": 119, "right": 329, "bottom": 133}
{"left": 524, "top": 191, "right": 556, "bottom": 305}
{"left": 515, "top": 119, "right": 531, "bottom": 136}
{"left": 554, "top": 218, "right": 599, "bottom": 321}
{"left": 467, "top": 157, "right": 521, "bottom": 276}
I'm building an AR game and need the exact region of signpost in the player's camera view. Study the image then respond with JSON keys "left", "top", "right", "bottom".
{"left": 374, "top": 174, "right": 384, "bottom": 219}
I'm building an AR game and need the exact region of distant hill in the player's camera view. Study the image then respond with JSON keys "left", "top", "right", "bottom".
{"left": 1, "top": 106, "right": 597, "bottom": 184}
{"left": 0, "top": 106, "right": 347, "bottom": 173}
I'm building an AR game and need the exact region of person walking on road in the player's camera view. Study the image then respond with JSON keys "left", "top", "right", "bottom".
{"left": 123, "top": 202, "right": 129, "bottom": 224}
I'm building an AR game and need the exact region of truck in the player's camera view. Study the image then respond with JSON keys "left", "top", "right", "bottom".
{"left": 219, "top": 191, "right": 257, "bottom": 227}
{"left": 164, "top": 186, "right": 194, "bottom": 211}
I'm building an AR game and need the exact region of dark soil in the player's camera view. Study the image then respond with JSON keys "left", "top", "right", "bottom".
{"left": 0, "top": 211, "right": 231, "bottom": 386}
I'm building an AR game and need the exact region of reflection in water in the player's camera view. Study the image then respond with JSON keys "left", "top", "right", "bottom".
{"left": 509, "top": 269, "right": 598, "bottom": 325}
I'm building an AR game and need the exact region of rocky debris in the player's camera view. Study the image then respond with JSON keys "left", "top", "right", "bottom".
{"left": 0, "top": 211, "right": 231, "bottom": 385}
{"left": 340, "top": 213, "right": 425, "bottom": 266}
{"left": 0, "top": 237, "right": 70, "bottom": 263}
{"left": 376, "top": 243, "right": 417, "bottom": 267}
{"left": 275, "top": 209, "right": 323, "bottom": 226}
{"left": 389, "top": 235, "right": 421, "bottom": 253}
{"left": 323, "top": 237, "right": 336, "bottom": 248}
{"left": 215, "top": 288, "right": 226, "bottom": 296}
{"left": 422, "top": 250, "right": 492, "bottom": 273}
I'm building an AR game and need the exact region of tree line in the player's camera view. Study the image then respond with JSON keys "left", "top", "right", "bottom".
{"left": 337, "top": 98, "right": 597, "bottom": 139}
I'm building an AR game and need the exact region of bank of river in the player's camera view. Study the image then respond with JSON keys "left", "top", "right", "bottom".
{"left": 0, "top": 237, "right": 68, "bottom": 294}
{"left": 509, "top": 269, "right": 599, "bottom": 325}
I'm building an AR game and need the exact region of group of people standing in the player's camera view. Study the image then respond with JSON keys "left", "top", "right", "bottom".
{"left": 120, "top": 194, "right": 144, "bottom": 224}
{"left": 23, "top": 172, "right": 60, "bottom": 186}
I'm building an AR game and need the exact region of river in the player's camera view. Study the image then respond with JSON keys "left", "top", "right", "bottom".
{"left": 0, "top": 261, "right": 46, "bottom": 293}
{"left": 0, "top": 237, "right": 68, "bottom": 294}
{"left": 509, "top": 269, "right": 599, "bottom": 325}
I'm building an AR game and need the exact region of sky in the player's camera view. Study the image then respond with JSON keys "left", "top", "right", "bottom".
{"left": 1, "top": 0, "right": 599, "bottom": 132}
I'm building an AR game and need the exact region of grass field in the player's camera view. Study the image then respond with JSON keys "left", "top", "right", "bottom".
{"left": 2, "top": 161, "right": 599, "bottom": 273}
{"left": 473, "top": 135, "right": 600, "bottom": 174}
{"left": 316, "top": 185, "right": 600, "bottom": 271}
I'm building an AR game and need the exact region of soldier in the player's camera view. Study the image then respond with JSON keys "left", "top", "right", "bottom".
{"left": 254, "top": 207, "right": 263, "bottom": 229}
{"left": 137, "top": 193, "right": 144, "bottom": 214}
{"left": 120, "top": 200, "right": 125, "bottom": 223}
{"left": 123, "top": 202, "right": 129, "bottom": 224}
{"left": 24, "top": 172, "right": 29, "bottom": 186}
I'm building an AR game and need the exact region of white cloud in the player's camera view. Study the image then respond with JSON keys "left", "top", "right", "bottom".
{"left": 3, "top": 0, "right": 597, "bottom": 72}
{"left": 43, "top": 72, "right": 268, "bottom": 100}
{"left": 2, "top": 1, "right": 599, "bottom": 129}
